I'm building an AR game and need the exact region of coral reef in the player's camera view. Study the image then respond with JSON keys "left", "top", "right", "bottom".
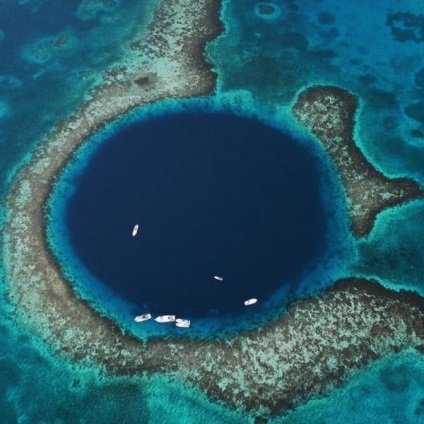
{"left": 293, "top": 85, "right": 423, "bottom": 236}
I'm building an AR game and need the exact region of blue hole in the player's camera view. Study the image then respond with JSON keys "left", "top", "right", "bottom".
{"left": 64, "top": 111, "right": 328, "bottom": 319}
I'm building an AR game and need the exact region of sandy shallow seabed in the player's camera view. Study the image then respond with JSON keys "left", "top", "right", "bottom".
{"left": 3, "top": 0, "right": 424, "bottom": 419}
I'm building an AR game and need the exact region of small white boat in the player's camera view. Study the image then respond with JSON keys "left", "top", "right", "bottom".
{"left": 154, "top": 315, "right": 176, "bottom": 323}
{"left": 244, "top": 298, "right": 258, "bottom": 306}
{"left": 134, "top": 314, "right": 152, "bottom": 322}
{"left": 175, "top": 318, "right": 191, "bottom": 328}
{"left": 213, "top": 275, "right": 223, "bottom": 281}
{"left": 132, "top": 224, "right": 139, "bottom": 237}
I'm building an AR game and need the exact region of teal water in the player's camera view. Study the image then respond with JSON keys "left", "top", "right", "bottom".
{"left": 1, "top": 0, "right": 424, "bottom": 422}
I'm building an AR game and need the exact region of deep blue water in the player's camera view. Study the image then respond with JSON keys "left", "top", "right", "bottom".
{"left": 66, "top": 112, "right": 327, "bottom": 318}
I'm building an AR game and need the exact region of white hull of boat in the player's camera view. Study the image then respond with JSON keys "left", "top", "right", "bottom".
{"left": 134, "top": 314, "right": 152, "bottom": 322}
{"left": 244, "top": 298, "right": 258, "bottom": 306}
{"left": 132, "top": 224, "right": 139, "bottom": 236}
{"left": 175, "top": 318, "right": 191, "bottom": 328}
{"left": 155, "top": 315, "right": 176, "bottom": 323}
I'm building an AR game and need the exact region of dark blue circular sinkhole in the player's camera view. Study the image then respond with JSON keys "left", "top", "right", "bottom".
{"left": 65, "top": 111, "right": 327, "bottom": 319}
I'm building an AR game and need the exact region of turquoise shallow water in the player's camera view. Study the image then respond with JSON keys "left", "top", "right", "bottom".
{"left": 1, "top": 0, "right": 424, "bottom": 422}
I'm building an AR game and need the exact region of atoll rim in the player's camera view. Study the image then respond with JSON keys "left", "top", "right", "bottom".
{"left": 2, "top": 0, "right": 424, "bottom": 421}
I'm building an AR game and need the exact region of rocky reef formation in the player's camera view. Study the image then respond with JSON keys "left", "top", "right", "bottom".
{"left": 175, "top": 278, "right": 424, "bottom": 416}
{"left": 293, "top": 85, "right": 423, "bottom": 236}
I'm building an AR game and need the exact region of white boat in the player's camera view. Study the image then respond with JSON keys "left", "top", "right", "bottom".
{"left": 213, "top": 275, "right": 223, "bottom": 281}
{"left": 175, "top": 318, "right": 191, "bottom": 328}
{"left": 134, "top": 314, "right": 152, "bottom": 322}
{"left": 154, "top": 315, "right": 176, "bottom": 323}
{"left": 244, "top": 298, "right": 258, "bottom": 306}
{"left": 132, "top": 224, "right": 139, "bottom": 236}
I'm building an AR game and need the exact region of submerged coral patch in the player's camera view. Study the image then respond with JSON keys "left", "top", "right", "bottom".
{"left": 20, "top": 32, "right": 75, "bottom": 64}
{"left": 254, "top": 3, "right": 282, "bottom": 21}
{"left": 405, "top": 101, "right": 424, "bottom": 124}
{"left": 386, "top": 12, "right": 424, "bottom": 43}
{"left": 318, "top": 12, "right": 336, "bottom": 25}
{"left": 293, "top": 85, "right": 424, "bottom": 236}
{"left": 415, "top": 68, "right": 424, "bottom": 88}
{"left": 76, "top": 0, "right": 121, "bottom": 21}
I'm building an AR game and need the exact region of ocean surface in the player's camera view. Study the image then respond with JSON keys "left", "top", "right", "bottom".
{"left": 1, "top": 0, "right": 424, "bottom": 423}
{"left": 54, "top": 111, "right": 327, "bottom": 321}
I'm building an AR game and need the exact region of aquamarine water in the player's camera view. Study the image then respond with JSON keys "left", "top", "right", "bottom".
{"left": 1, "top": 0, "right": 424, "bottom": 422}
